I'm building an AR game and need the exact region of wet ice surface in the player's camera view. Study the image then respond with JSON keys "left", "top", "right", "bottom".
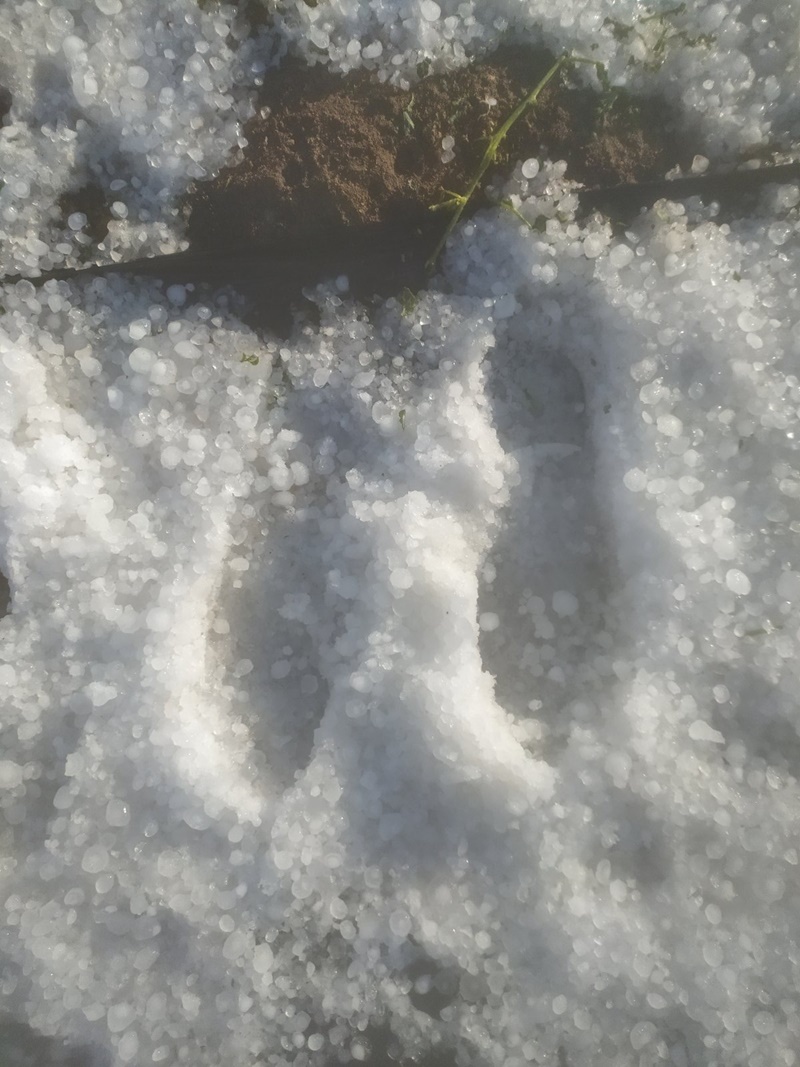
{"left": 2, "top": 3, "right": 800, "bottom": 1067}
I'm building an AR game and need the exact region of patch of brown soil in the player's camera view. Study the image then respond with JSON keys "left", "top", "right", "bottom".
{"left": 4, "top": 50, "right": 695, "bottom": 336}
{"left": 185, "top": 46, "right": 688, "bottom": 253}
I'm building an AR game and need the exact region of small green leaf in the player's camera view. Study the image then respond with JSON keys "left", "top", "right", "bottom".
{"left": 400, "top": 288, "right": 418, "bottom": 316}
{"left": 240, "top": 353, "right": 260, "bottom": 366}
{"left": 401, "top": 93, "right": 416, "bottom": 135}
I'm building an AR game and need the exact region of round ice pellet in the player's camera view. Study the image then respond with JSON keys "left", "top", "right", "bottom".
{"left": 129, "top": 347, "right": 155, "bottom": 373}
{"left": 725, "top": 569, "right": 751, "bottom": 595}
{"left": 107, "top": 1003, "right": 135, "bottom": 1033}
{"left": 0, "top": 761, "right": 23, "bottom": 788}
{"left": 389, "top": 909, "right": 411, "bottom": 937}
{"left": 128, "top": 65, "right": 149, "bottom": 88}
{"left": 552, "top": 591, "right": 578, "bottom": 617}
{"left": 82, "top": 845, "right": 109, "bottom": 874}
{"left": 253, "top": 943, "right": 274, "bottom": 974}
{"left": 609, "top": 243, "right": 634, "bottom": 269}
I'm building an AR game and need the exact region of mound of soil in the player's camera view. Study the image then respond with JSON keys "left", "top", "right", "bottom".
{"left": 185, "top": 45, "right": 686, "bottom": 252}
{"left": 15, "top": 47, "right": 703, "bottom": 333}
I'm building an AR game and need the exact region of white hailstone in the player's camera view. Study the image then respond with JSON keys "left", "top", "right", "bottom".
{"left": 609, "top": 243, "right": 635, "bottom": 269}
{"left": 107, "top": 1003, "right": 135, "bottom": 1033}
{"left": 390, "top": 568, "right": 413, "bottom": 590}
{"left": 290, "top": 461, "right": 310, "bottom": 485}
{"left": 656, "top": 414, "right": 683, "bottom": 438}
{"left": 583, "top": 233, "right": 606, "bottom": 259}
{"left": 389, "top": 910, "right": 412, "bottom": 938}
{"left": 552, "top": 591, "right": 578, "bottom": 617}
{"left": 752, "top": 1011, "right": 775, "bottom": 1035}
{"left": 420, "top": 0, "right": 441, "bottom": 20}
{"left": 174, "top": 340, "right": 199, "bottom": 360}
{"left": 521, "top": 158, "right": 540, "bottom": 179}
{"left": 703, "top": 941, "right": 724, "bottom": 967}
{"left": 106, "top": 799, "right": 130, "bottom": 827}
{"left": 623, "top": 467, "right": 648, "bottom": 492}
{"left": 127, "top": 65, "right": 149, "bottom": 87}
{"left": 688, "top": 720, "right": 725, "bottom": 744}
{"left": 82, "top": 846, "right": 109, "bottom": 874}
{"left": 156, "top": 851, "right": 182, "bottom": 877}
{"left": 84, "top": 682, "right": 117, "bottom": 707}
{"left": 736, "top": 309, "right": 764, "bottom": 333}
{"left": 0, "top": 761, "right": 23, "bottom": 788}
{"left": 129, "top": 347, "right": 156, "bottom": 374}
{"left": 129, "top": 319, "right": 149, "bottom": 340}
{"left": 150, "top": 360, "right": 176, "bottom": 386}
{"left": 253, "top": 943, "right": 274, "bottom": 974}
{"left": 330, "top": 898, "right": 348, "bottom": 920}
{"left": 218, "top": 450, "right": 243, "bottom": 474}
{"left": 118, "top": 1032, "right": 139, "bottom": 1063}
{"left": 630, "top": 1022, "right": 657, "bottom": 1051}
{"left": 53, "top": 786, "right": 74, "bottom": 809}
{"left": 222, "top": 931, "right": 248, "bottom": 960}
{"left": 725, "top": 569, "right": 751, "bottom": 595}
{"left": 160, "top": 446, "right": 182, "bottom": 469}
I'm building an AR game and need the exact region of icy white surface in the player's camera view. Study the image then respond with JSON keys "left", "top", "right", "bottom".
{"left": 2, "top": 2, "right": 800, "bottom": 1067}
{"left": 0, "top": 0, "right": 275, "bottom": 275}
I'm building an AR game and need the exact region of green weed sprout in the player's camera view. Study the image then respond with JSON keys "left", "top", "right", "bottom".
{"left": 425, "top": 2, "right": 713, "bottom": 273}
{"left": 603, "top": 3, "right": 715, "bottom": 68}
{"left": 426, "top": 52, "right": 600, "bottom": 273}
{"left": 399, "top": 287, "right": 419, "bottom": 316}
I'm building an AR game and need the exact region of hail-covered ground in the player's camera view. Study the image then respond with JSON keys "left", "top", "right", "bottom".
{"left": 2, "top": 1, "right": 800, "bottom": 1066}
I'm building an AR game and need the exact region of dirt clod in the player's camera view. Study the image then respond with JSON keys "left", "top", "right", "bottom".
{"left": 186, "top": 46, "right": 687, "bottom": 253}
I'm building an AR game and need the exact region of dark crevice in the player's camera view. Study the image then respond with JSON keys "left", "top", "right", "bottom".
{"left": 0, "top": 85, "right": 11, "bottom": 125}
{"left": 58, "top": 183, "right": 112, "bottom": 246}
{"left": 0, "top": 570, "right": 10, "bottom": 619}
